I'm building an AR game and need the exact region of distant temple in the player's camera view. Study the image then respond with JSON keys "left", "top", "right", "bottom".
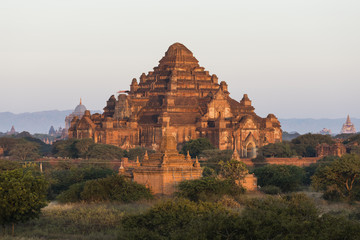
{"left": 69, "top": 43, "right": 282, "bottom": 158}
{"left": 319, "top": 128, "right": 332, "bottom": 135}
{"left": 6, "top": 126, "right": 17, "bottom": 136}
{"left": 340, "top": 115, "right": 356, "bottom": 134}
{"left": 64, "top": 99, "right": 87, "bottom": 138}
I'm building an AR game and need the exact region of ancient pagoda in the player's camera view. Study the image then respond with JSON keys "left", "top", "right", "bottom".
{"left": 69, "top": 43, "right": 282, "bottom": 158}
{"left": 340, "top": 115, "right": 356, "bottom": 134}
{"left": 123, "top": 124, "right": 202, "bottom": 195}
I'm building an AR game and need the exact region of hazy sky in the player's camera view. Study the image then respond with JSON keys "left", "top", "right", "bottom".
{"left": 0, "top": 0, "right": 359, "bottom": 118}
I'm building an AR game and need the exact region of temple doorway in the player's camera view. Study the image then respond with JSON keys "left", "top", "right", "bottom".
{"left": 246, "top": 142, "right": 256, "bottom": 158}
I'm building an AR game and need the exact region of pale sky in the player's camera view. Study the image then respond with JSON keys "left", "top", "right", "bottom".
{"left": 0, "top": 0, "right": 359, "bottom": 118}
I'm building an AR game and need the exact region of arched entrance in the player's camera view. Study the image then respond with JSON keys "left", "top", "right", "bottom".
{"left": 246, "top": 142, "right": 257, "bottom": 158}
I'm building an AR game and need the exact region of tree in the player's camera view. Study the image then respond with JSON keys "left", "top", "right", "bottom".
{"left": 219, "top": 159, "right": 248, "bottom": 182}
{"left": 9, "top": 141, "right": 40, "bottom": 161}
{"left": 176, "top": 177, "right": 244, "bottom": 202}
{"left": 291, "top": 133, "right": 334, "bottom": 157}
{"left": 253, "top": 164, "right": 305, "bottom": 192}
{"left": 312, "top": 154, "right": 360, "bottom": 200}
{"left": 0, "top": 137, "right": 17, "bottom": 156}
{"left": 86, "top": 144, "right": 125, "bottom": 160}
{"left": 180, "top": 138, "right": 215, "bottom": 158}
{"left": 0, "top": 168, "right": 48, "bottom": 236}
{"left": 74, "top": 138, "right": 95, "bottom": 158}
{"left": 257, "top": 142, "right": 296, "bottom": 158}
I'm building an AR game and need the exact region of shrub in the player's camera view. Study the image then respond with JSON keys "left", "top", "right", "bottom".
{"left": 47, "top": 166, "right": 115, "bottom": 199}
{"left": 0, "top": 159, "right": 21, "bottom": 170}
{"left": 260, "top": 185, "right": 281, "bottom": 195}
{"left": 176, "top": 177, "right": 245, "bottom": 202}
{"left": 253, "top": 164, "right": 305, "bottom": 192}
{"left": 120, "top": 199, "right": 232, "bottom": 240}
{"left": 58, "top": 175, "right": 153, "bottom": 203}
{"left": 56, "top": 182, "right": 85, "bottom": 203}
{"left": 120, "top": 194, "right": 360, "bottom": 239}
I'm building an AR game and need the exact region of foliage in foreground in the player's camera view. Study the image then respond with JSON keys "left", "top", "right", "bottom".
{"left": 120, "top": 194, "right": 360, "bottom": 240}
{"left": 312, "top": 154, "right": 360, "bottom": 201}
{"left": 4, "top": 202, "right": 151, "bottom": 239}
{"left": 253, "top": 164, "right": 305, "bottom": 192}
{"left": 57, "top": 175, "right": 153, "bottom": 203}
{"left": 0, "top": 167, "right": 48, "bottom": 234}
{"left": 175, "top": 177, "right": 245, "bottom": 202}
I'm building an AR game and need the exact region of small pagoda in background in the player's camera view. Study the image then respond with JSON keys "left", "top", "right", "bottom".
{"left": 340, "top": 115, "right": 356, "bottom": 134}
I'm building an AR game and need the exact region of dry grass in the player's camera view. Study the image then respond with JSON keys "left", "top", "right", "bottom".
{"left": 2, "top": 201, "right": 154, "bottom": 240}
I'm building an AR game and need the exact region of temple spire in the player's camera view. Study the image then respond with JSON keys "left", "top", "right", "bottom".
{"left": 80, "top": 98, "right": 82, "bottom": 105}
{"left": 144, "top": 151, "right": 149, "bottom": 161}
{"left": 232, "top": 140, "right": 241, "bottom": 161}
{"left": 346, "top": 115, "right": 352, "bottom": 124}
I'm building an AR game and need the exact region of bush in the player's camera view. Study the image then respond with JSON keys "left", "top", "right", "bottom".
{"left": 120, "top": 194, "right": 360, "bottom": 240}
{"left": 58, "top": 175, "right": 153, "bottom": 203}
{"left": 253, "top": 164, "right": 305, "bottom": 192}
{"left": 120, "top": 199, "right": 232, "bottom": 240}
{"left": 0, "top": 159, "right": 21, "bottom": 170}
{"left": 260, "top": 185, "right": 281, "bottom": 195}
{"left": 257, "top": 142, "right": 296, "bottom": 158}
{"left": 176, "top": 177, "right": 245, "bottom": 202}
{"left": 47, "top": 166, "right": 115, "bottom": 199}
{"left": 56, "top": 182, "right": 85, "bottom": 203}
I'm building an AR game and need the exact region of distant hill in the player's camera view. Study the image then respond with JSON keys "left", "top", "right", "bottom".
{"left": 0, "top": 110, "right": 358, "bottom": 135}
{"left": 0, "top": 110, "right": 101, "bottom": 134}
{"left": 279, "top": 118, "right": 360, "bottom": 135}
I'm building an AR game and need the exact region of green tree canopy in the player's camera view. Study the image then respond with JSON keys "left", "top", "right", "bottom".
{"left": 180, "top": 138, "right": 215, "bottom": 158}
{"left": 257, "top": 142, "right": 296, "bottom": 158}
{"left": 9, "top": 141, "right": 40, "bottom": 161}
{"left": 219, "top": 159, "right": 248, "bottom": 182}
{"left": 291, "top": 133, "right": 334, "bottom": 157}
{"left": 0, "top": 167, "right": 48, "bottom": 235}
{"left": 253, "top": 164, "right": 305, "bottom": 192}
{"left": 312, "top": 154, "right": 360, "bottom": 200}
{"left": 51, "top": 139, "right": 125, "bottom": 160}
{"left": 176, "top": 177, "right": 245, "bottom": 202}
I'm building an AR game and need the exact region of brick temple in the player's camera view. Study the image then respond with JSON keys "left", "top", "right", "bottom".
{"left": 120, "top": 125, "right": 203, "bottom": 195}
{"left": 69, "top": 43, "right": 282, "bottom": 158}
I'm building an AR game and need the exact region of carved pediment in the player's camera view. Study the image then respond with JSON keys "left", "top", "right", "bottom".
{"left": 240, "top": 116, "right": 257, "bottom": 129}
{"left": 205, "top": 89, "right": 233, "bottom": 119}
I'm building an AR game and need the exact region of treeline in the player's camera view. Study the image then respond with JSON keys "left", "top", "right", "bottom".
{"left": 258, "top": 133, "right": 360, "bottom": 158}
{"left": 0, "top": 135, "right": 154, "bottom": 161}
